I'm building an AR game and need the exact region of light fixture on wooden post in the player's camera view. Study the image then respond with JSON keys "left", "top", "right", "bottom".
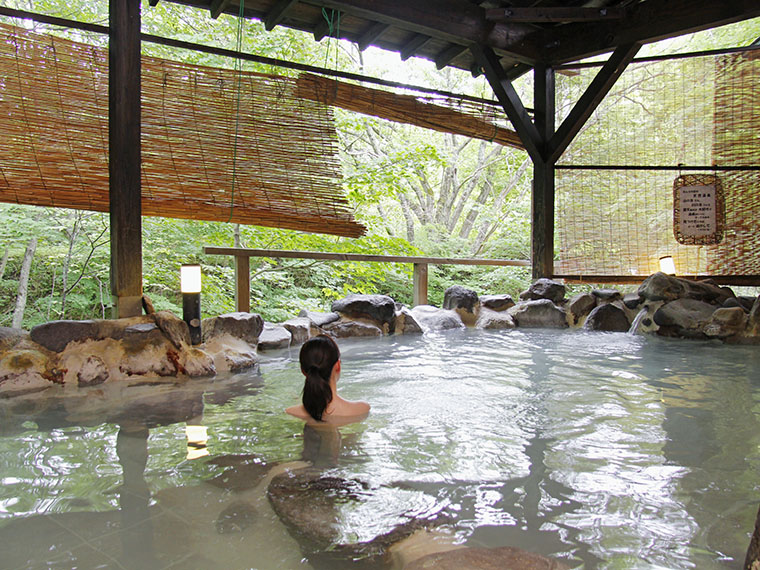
{"left": 659, "top": 256, "right": 676, "bottom": 276}
{"left": 180, "top": 264, "right": 202, "bottom": 345}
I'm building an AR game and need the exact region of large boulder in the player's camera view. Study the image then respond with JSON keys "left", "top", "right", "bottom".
{"left": 653, "top": 298, "right": 716, "bottom": 338}
{"left": 584, "top": 303, "right": 630, "bottom": 332}
{"left": 31, "top": 319, "right": 107, "bottom": 353}
{"left": 322, "top": 319, "right": 383, "bottom": 338}
{"left": 331, "top": 294, "right": 396, "bottom": 332}
{"left": 479, "top": 294, "right": 515, "bottom": 312}
{"left": 283, "top": 317, "right": 320, "bottom": 345}
{"left": 257, "top": 323, "right": 291, "bottom": 351}
{"left": 475, "top": 308, "right": 515, "bottom": 330}
{"left": 0, "top": 327, "right": 26, "bottom": 352}
{"left": 405, "top": 546, "right": 569, "bottom": 570}
{"left": 703, "top": 307, "right": 747, "bottom": 339}
{"left": 508, "top": 300, "right": 568, "bottom": 329}
{"left": 519, "top": 278, "right": 566, "bottom": 303}
{"left": 202, "top": 312, "right": 264, "bottom": 346}
{"left": 567, "top": 293, "right": 596, "bottom": 326}
{"left": 747, "top": 296, "right": 760, "bottom": 337}
{"left": 443, "top": 286, "right": 480, "bottom": 326}
{"left": 592, "top": 288, "right": 622, "bottom": 303}
{"left": 394, "top": 307, "right": 423, "bottom": 335}
{"left": 680, "top": 279, "right": 734, "bottom": 304}
{"left": 298, "top": 310, "right": 340, "bottom": 328}
{"left": 638, "top": 272, "right": 686, "bottom": 303}
{"left": 409, "top": 305, "right": 465, "bottom": 332}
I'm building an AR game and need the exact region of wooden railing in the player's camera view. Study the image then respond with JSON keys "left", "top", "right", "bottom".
{"left": 203, "top": 247, "right": 531, "bottom": 311}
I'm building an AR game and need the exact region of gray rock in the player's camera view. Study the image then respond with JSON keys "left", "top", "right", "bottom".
{"left": 508, "top": 300, "right": 568, "bottom": 329}
{"left": 215, "top": 500, "right": 257, "bottom": 535}
{"left": 405, "top": 546, "right": 569, "bottom": 570}
{"left": 323, "top": 319, "right": 383, "bottom": 338}
{"left": 638, "top": 272, "right": 686, "bottom": 302}
{"left": 298, "top": 310, "right": 340, "bottom": 327}
{"left": 394, "top": 307, "right": 423, "bottom": 334}
{"left": 519, "top": 278, "right": 566, "bottom": 303}
{"left": 592, "top": 288, "right": 622, "bottom": 302}
{"left": 738, "top": 296, "right": 756, "bottom": 311}
{"left": 77, "top": 355, "right": 109, "bottom": 387}
{"left": 475, "top": 308, "right": 515, "bottom": 330}
{"left": 331, "top": 294, "right": 396, "bottom": 329}
{"left": 283, "top": 317, "right": 318, "bottom": 345}
{"left": 680, "top": 279, "right": 733, "bottom": 304}
{"left": 748, "top": 296, "right": 760, "bottom": 337}
{"left": 202, "top": 312, "right": 264, "bottom": 345}
{"left": 30, "top": 320, "right": 100, "bottom": 352}
{"left": 409, "top": 305, "right": 465, "bottom": 332}
{"left": 723, "top": 297, "right": 746, "bottom": 310}
{"left": 704, "top": 307, "right": 747, "bottom": 339}
{"left": 623, "top": 292, "right": 642, "bottom": 309}
{"left": 122, "top": 323, "right": 167, "bottom": 355}
{"left": 567, "top": 293, "right": 596, "bottom": 326}
{"left": 267, "top": 468, "right": 444, "bottom": 563}
{"left": 153, "top": 310, "right": 191, "bottom": 348}
{"left": 0, "top": 327, "right": 25, "bottom": 352}
{"left": 443, "top": 286, "right": 480, "bottom": 312}
{"left": 479, "top": 294, "right": 515, "bottom": 312}
{"left": 258, "top": 323, "right": 292, "bottom": 351}
{"left": 653, "top": 298, "right": 716, "bottom": 337}
{"left": 584, "top": 303, "right": 630, "bottom": 332}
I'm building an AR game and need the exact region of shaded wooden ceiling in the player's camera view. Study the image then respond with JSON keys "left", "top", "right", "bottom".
{"left": 153, "top": 0, "right": 760, "bottom": 79}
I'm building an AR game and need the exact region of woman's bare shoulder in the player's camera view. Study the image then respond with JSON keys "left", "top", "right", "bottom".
{"left": 285, "top": 404, "right": 310, "bottom": 420}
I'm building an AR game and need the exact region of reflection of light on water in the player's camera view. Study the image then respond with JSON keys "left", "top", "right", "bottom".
{"left": 185, "top": 425, "right": 208, "bottom": 460}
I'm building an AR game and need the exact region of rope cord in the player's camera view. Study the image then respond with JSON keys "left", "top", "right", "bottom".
{"left": 229, "top": 0, "right": 245, "bottom": 222}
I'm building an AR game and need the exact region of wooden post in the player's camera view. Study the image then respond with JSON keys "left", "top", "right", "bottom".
{"left": 234, "top": 255, "right": 250, "bottom": 312}
{"left": 532, "top": 64, "right": 555, "bottom": 280}
{"left": 109, "top": 0, "right": 142, "bottom": 318}
{"left": 413, "top": 262, "right": 428, "bottom": 306}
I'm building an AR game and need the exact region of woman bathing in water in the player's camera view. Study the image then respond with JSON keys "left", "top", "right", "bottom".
{"left": 285, "top": 335, "right": 370, "bottom": 424}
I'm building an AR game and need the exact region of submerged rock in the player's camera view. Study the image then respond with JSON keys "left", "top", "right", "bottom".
{"left": 215, "top": 500, "right": 257, "bottom": 535}
{"left": 405, "top": 546, "right": 569, "bottom": 570}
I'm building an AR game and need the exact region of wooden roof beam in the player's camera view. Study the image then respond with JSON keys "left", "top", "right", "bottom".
{"left": 265, "top": 0, "right": 299, "bottom": 31}
{"left": 486, "top": 6, "right": 624, "bottom": 23}
{"left": 471, "top": 44, "right": 543, "bottom": 162}
{"left": 316, "top": 0, "right": 541, "bottom": 65}
{"left": 357, "top": 22, "right": 389, "bottom": 51}
{"left": 400, "top": 34, "right": 433, "bottom": 60}
{"left": 435, "top": 43, "right": 469, "bottom": 70}
{"left": 209, "top": 0, "right": 230, "bottom": 19}
{"left": 534, "top": 0, "right": 760, "bottom": 64}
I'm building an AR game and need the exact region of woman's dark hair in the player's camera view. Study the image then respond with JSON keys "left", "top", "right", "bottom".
{"left": 299, "top": 335, "right": 340, "bottom": 421}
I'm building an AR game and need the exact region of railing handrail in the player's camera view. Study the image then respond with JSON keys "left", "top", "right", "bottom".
{"left": 203, "top": 246, "right": 531, "bottom": 311}
{"left": 203, "top": 247, "right": 530, "bottom": 267}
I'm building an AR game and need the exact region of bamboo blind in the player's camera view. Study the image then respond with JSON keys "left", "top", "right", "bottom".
{"left": 0, "top": 23, "right": 365, "bottom": 237}
{"left": 554, "top": 49, "right": 760, "bottom": 279}
{"left": 296, "top": 73, "right": 523, "bottom": 150}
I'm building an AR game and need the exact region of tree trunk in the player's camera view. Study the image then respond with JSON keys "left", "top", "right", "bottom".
{"left": 12, "top": 238, "right": 37, "bottom": 329}
{"left": 0, "top": 247, "right": 8, "bottom": 280}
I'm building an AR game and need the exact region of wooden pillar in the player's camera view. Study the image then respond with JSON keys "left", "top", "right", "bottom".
{"left": 109, "top": 0, "right": 142, "bottom": 318}
{"left": 532, "top": 64, "right": 555, "bottom": 280}
{"left": 234, "top": 255, "right": 250, "bottom": 312}
{"left": 413, "top": 263, "right": 428, "bottom": 306}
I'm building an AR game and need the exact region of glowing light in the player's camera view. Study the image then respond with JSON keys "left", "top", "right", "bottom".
{"left": 659, "top": 256, "right": 676, "bottom": 275}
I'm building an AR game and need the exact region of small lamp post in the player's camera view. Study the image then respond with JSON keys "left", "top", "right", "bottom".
{"left": 180, "top": 264, "right": 202, "bottom": 345}
{"left": 659, "top": 256, "right": 676, "bottom": 276}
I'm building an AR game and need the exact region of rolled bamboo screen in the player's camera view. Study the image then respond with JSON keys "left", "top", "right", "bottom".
{"left": 296, "top": 73, "right": 523, "bottom": 149}
{"left": 0, "top": 23, "right": 365, "bottom": 237}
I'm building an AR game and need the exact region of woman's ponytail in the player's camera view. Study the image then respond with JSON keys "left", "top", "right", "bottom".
{"left": 299, "top": 335, "right": 340, "bottom": 421}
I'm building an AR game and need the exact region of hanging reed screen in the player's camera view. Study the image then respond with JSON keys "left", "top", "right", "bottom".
{"left": 0, "top": 23, "right": 365, "bottom": 237}
{"left": 554, "top": 48, "right": 760, "bottom": 281}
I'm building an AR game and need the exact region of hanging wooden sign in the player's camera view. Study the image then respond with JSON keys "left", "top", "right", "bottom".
{"left": 673, "top": 174, "right": 725, "bottom": 245}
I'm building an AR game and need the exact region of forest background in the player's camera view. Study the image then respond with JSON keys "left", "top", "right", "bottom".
{"left": 1, "top": 0, "right": 758, "bottom": 328}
